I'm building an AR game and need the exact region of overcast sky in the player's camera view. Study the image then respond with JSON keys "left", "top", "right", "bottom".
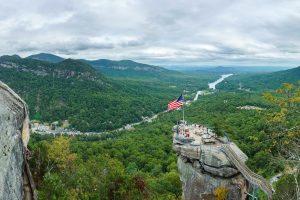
{"left": 1, "top": 0, "right": 300, "bottom": 66}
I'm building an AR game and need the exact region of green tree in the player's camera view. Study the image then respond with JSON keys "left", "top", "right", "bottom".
{"left": 264, "top": 83, "right": 300, "bottom": 199}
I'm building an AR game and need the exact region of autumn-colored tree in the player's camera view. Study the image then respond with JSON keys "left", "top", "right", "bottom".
{"left": 46, "top": 136, "right": 76, "bottom": 170}
{"left": 213, "top": 186, "right": 228, "bottom": 200}
{"left": 264, "top": 82, "right": 300, "bottom": 200}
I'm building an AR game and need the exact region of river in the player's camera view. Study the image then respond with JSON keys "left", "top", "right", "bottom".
{"left": 208, "top": 74, "right": 233, "bottom": 90}
{"left": 193, "top": 74, "right": 233, "bottom": 101}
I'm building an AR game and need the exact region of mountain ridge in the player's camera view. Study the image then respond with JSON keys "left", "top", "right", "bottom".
{"left": 0, "top": 55, "right": 104, "bottom": 82}
{"left": 217, "top": 66, "right": 300, "bottom": 90}
{"left": 26, "top": 53, "right": 180, "bottom": 78}
{"left": 82, "top": 59, "right": 167, "bottom": 72}
{"left": 27, "top": 53, "right": 64, "bottom": 63}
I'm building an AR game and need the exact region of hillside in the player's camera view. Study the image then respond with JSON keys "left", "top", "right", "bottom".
{"left": 27, "top": 53, "right": 64, "bottom": 63}
{"left": 82, "top": 59, "right": 183, "bottom": 79}
{"left": 0, "top": 55, "right": 183, "bottom": 131}
{"left": 0, "top": 55, "right": 103, "bottom": 81}
{"left": 217, "top": 66, "right": 300, "bottom": 91}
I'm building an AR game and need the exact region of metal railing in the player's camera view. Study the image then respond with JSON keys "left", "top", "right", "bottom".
{"left": 221, "top": 144, "right": 272, "bottom": 199}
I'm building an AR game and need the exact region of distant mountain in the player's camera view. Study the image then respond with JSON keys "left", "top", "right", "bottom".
{"left": 81, "top": 59, "right": 181, "bottom": 79}
{"left": 175, "top": 66, "right": 291, "bottom": 75}
{"left": 199, "top": 66, "right": 237, "bottom": 74}
{"left": 260, "top": 66, "right": 300, "bottom": 87}
{"left": 27, "top": 53, "right": 65, "bottom": 63}
{"left": 84, "top": 59, "right": 166, "bottom": 72}
{"left": 26, "top": 53, "right": 179, "bottom": 79}
{"left": 273, "top": 65, "right": 300, "bottom": 77}
{"left": 217, "top": 66, "right": 300, "bottom": 91}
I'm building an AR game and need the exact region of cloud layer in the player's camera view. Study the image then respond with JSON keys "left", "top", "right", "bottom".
{"left": 1, "top": 0, "right": 300, "bottom": 66}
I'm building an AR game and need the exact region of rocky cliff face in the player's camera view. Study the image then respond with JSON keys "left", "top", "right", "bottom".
{"left": 173, "top": 122, "right": 250, "bottom": 200}
{"left": 0, "top": 81, "right": 35, "bottom": 200}
{"left": 177, "top": 156, "right": 248, "bottom": 200}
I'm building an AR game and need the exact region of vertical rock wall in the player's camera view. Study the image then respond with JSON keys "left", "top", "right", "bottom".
{"left": 0, "top": 81, "right": 34, "bottom": 200}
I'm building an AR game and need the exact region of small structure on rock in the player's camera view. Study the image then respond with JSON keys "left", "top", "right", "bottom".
{"left": 173, "top": 121, "right": 272, "bottom": 200}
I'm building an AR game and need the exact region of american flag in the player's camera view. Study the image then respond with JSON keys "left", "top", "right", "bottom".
{"left": 168, "top": 95, "right": 184, "bottom": 111}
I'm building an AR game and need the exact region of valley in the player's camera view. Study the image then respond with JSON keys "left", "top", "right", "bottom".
{"left": 1, "top": 53, "right": 299, "bottom": 200}
{"left": 0, "top": 55, "right": 216, "bottom": 132}
{"left": 27, "top": 81, "right": 299, "bottom": 200}
{"left": 30, "top": 73, "right": 232, "bottom": 136}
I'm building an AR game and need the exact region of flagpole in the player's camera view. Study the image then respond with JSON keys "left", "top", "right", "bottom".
{"left": 182, "top": 91, "right": 185, "bottom": 124}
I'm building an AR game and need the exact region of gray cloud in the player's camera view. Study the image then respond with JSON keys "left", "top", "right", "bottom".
{"left": 0, "top": 0, "right": 300, "bottom": 66}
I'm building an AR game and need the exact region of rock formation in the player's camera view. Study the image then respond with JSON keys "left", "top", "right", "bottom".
{"left": 177, "top": 156, "right": 248, "bottom": 200}
{"left": 0, "top": 81, "right": 36, "bottom": 200}
{"left": 173, "top": 123, "right": 272, "bottom": 200}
